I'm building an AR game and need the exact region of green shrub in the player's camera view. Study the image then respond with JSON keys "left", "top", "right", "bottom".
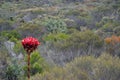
{"left": 1, "top": 30, "right": 21, "bottom": 42}
{"left": 44, "top": 33, "right": 70, "bottom": 41}
{"left": 24, "top": 51, "right": 49, "bottom": 76}
{"left": 31, "top": 67, "right": 89, "bottom": 80}
{"left": 43, "top": 16, "right": 67, "bottom": 33}
{"left": 44, "top": 29, "right": 103, "bottom": 55}
{"left": 31, "top": 53, "right": 120, "bottom": 80}
{"left": 93, "top": 53, "right": 120, "bottom": 80}
{"left": 5, "top": 58, "right": 24, "bottom": 80}
{"left": 60, "top": 30, "right": 103, "bottom": 51}
{"left": 18, "top": 23, "right": 43, "bottom": 38}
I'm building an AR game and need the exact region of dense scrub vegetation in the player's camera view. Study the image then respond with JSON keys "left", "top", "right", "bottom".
{"left": 31, "top": 53, "right": 120, "bottom": 80}
{"left": 0, "top": 0, "right": 120, "bottom": 80}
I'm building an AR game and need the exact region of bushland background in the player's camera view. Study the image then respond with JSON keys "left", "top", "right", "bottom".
{"left": 0, "top": 0, "right": 120, "bottom": 80}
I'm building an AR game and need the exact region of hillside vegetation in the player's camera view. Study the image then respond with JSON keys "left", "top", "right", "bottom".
{"left": 0, "top": 0, "right": 120, "bottom": 80}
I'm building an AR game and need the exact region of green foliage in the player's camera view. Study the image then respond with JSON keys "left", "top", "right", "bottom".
{"left": 96, "top": 16, "right": 120, "bottom": 30}
{"left": 31, "top": 53, "right": 120, "bottom": 80}
{"left": 44, "top": 32, "right": 71, "bottom": 49}
{"left": 93, "top": 53, "right": 120, "bottom": 80}
{"left": 1, "top": 30, "right": 21, "bottom": 42}
{"left": 101, "top": 22, "right": 119, "bottom": 32}
{"left": 62, "top": 30, "right": 103, "bottom": 50}
{"left": 31, "top": 67, "right": 89, "bottom": 80}
{"left": 44, "top": 32, "right": 70, "bottom": 41}
{"left": 24, "top": 51, "right": 49, "bottom": 76}
{"left": 5, "top": 58, "right": 24, "bottom": 80}
{"left": 43, "top": 16, "right": 67, "bottom": 33}
{"left": 19, "top": 23, "right": 39, "bottom": 31}
{"left": 1, "top": 0, "right": 120, "bottom": 80}
{"left": 44, "top": 29, "right": 103, "bottom": 52}
{"left": 18, "top": 23, "right": 43, "bottom": 38}
{"left": 66, "top": 8, "right": 92, "bottom": 26}
{"left": 13, "top": 40, "right": 25, "bottom": 54}
{"left": 101, "top": 21, "right": 120, "bottom": 32}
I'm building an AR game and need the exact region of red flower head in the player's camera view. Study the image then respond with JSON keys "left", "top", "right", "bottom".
{"left": 22, "top": 37, "right": 40, "bottom": 53}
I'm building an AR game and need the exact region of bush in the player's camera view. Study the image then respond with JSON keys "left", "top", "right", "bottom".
{"left": 24, "top": 51, "right": 49, "bottom": 76}
{"left": 43, "top": 16, "right": 67, "bottom": 33}
{"left": 31, "top": 67, "right": 89, "bottom": 80}
{"left": 93, "top": 54, "right": 120, "bottom": 80}
{"left": 1, "top": 30, "right": 21, "bottom": 42}
{"left": 41, "top": 30, "right": 103, "bottom": 66}
{"left": 44, "top": 32, "right": 70, "bottom": 42}
{"left": 31, "top": 53, "right": 120, "bottom": 80}
{"left": 57, "top": 30, "right": 103, "bottom": 54}
{"left": 5, "top": 58, "right": 24, "bottom": 80}
{"left": 18, "top": 23, "right": 43, "bottom": 38}
{"left": 104, "top": 35, "right": 120, "bottom": 56}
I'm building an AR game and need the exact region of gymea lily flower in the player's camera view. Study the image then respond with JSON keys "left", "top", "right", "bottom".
{"left": 21, "top": 37, "right": 40, "bottom": 80}
{"left": 22, "top": 37, "right": 40, "bottom": 53}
